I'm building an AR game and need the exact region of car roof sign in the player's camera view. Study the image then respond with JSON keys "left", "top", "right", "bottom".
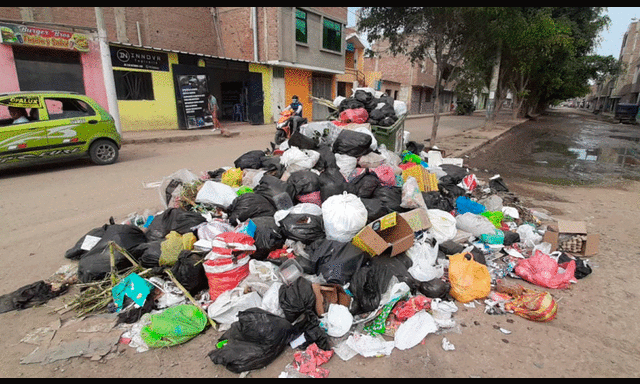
{"left": 0, "top": 95, "right": 43, "bottom": 109}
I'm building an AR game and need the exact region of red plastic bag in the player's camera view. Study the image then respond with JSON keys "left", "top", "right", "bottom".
{"left": 373, "top": 164, "right": 397, "bottom": 187}
{"left": 514, "top": 250, "right": 576, "bottom": 289}
{"left": 339, "top": 108, "right": 369, "bottom": 124}
{"left": 392, "top": 295, "right": 431, "bottom": 321}
{"left": 203, "top": 232, "right": 255, "bottom": 301}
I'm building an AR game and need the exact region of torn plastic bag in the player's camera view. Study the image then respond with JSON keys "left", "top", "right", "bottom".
{"left": 439, "top": 164, "right": 469, "bottom": 183}
{"left": 158, "top": 168, "right": 199, "bottom": 208}
{"left": 287, "top": 170, "right": 321, "bottom": 197}
{"left": 227, "top": 193, "right": 277, "bottom": 225}
{"left": 145, "top": 208, "right": 206, "bottom": 242}
{"left": 489, "top": 174, "right": 509, "bottom": 192}
{"left": 207, "top": 286, "right": 262, "bottom": 325}
{"left": 234, "top": 150, "right": 266, "bottom": 170}
{"left": 0, "top": 280, "right": 68, "bottom": 314}
{"left": 557, "top": 252, "right": 592, "bottom": 279}
{"left": 208, "top": 308, "right": 295, "bottom": 374}
{"left": 318, "top": 167, "right": 348, "bottom": 202}
{"left": 250, "top": 216, "right": 286, "bottom": 261}
{"left": 194, "top": 219, "right": 235, "bottom": 241}
{"left": 304, "top": 239, "right": 369, "bottom": 285}
{"left": 322, "top": 192, "right": 368, "bottom": 243}
{"left": 332, "top": 129, "right": 373, "bottom": 158}
{"left": 279, "top": 213, "right": 325, "bottom": 245}
{"left": 421, "top": 191, "right": 454, "bottom": 211}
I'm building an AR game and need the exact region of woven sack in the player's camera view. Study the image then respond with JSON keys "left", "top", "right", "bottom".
{"left": 448, "top": 252, "right": 491, "bottom": 303}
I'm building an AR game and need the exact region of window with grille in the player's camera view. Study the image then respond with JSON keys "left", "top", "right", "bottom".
{"left": 322, "top": 18, "right": 341, "bottom": 52}
{"left": 295, "top": 9, "right": 307, "bottom": 44}
{"left": 114, "top": 71, "right": 154, "bottom": 100}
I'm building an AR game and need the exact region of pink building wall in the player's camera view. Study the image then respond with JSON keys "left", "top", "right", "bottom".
{"left": 0, "top": 39, "right": 109, "bottom": 112}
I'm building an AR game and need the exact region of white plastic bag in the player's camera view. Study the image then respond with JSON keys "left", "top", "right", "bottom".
{"left": 335, "top": 153, "right": 357, "bottom": 179}
{"left": 324, "top": 304, "right": 353, "bottom": 337}
{"left": 426, "top": 209, "right": 457, "bottom": 243}
{"left": 345, "top": 332, "right": 395, "bottom": 357}
{"left": 517, "top": 223, "right": 542, "bottom": 247}
{"left": 195, "top": 180, "right": 237, "bottom": 209}
{"left": 406, "top": 239, "right": 444, "bottom": 282}
{"left": 206, "top": 287, "right": 262, "bottom": 324}
{"left": 393, "top": 100, "right": 407, "bottom": 117}
{"left": 280, "top": 147, "right": 320, "bottom": 173}
{"left": 158, "top": 168, "right": 199, "bottom": 208}
{"left": 322, "top": 192, "right": 368, "bottom": 242}
{"left": 394, "top": 310, "right": 438, "bottom": 350}
{"left": 455, "top": 212, "right": 496, "bottom": 238}
{"left": 358, "top": 151, "right": 386, "bottom": 168}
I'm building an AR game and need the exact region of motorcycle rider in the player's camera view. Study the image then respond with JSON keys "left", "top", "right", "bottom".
{"left": 284, "top": 95, "right": 303, "bottom": 118}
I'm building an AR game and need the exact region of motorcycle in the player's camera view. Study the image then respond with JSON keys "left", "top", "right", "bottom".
{"left": 274, "top": 109, "right": 307, "bottom": 145}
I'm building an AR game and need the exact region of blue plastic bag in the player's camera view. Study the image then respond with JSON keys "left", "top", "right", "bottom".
{"left": 456, "top": 196, "right": 485, "bottom": 215}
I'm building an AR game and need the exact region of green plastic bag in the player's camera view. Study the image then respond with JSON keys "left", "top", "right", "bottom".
{"left": 481, "top": 211, "right": 504, "bottom": 229}
{"left": 141, "top": 304, "right": 208, "bottom": 348}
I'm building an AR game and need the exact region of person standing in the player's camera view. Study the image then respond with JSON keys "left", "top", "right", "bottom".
{"left": 206, "top": 92, "right": 230, "bottom": 137}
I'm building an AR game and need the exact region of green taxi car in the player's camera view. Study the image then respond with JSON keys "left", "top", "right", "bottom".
{"left": 0, "top": 91, "right": 121, "bottom": 169}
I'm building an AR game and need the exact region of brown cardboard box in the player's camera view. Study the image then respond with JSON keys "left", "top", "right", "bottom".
{"left": 312, "top": 283, "right": 351, "bottom": 316}
{"left": 542, "top": 220, "right": 599, "bottom": 256}
{"left": 351, "top": 209, "right": 431, "bottom": 257}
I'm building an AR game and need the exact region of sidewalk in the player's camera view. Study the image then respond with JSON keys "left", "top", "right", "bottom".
{"left": 120, "top": 110, "right": 525, "bottom": 160}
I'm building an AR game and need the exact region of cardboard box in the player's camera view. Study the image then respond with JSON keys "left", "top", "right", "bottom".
{"left": 352, "top": 209, "right": 430, "bottom": 257}
{"left": 542, "top": 220, "right": 599, "bottom": 256}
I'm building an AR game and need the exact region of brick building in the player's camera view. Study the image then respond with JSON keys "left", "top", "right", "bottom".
{"left": 0, "top": 7, "right": 349, "bottom": 131}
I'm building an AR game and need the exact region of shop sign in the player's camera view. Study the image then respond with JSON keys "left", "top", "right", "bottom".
{"left": 111, "top": 45, "right": 169, "bottom": 72}
{"left": 178, "top": 74, "right": 213, "bottom": 129}
{"left": 0, "top": 23, "right": 89, "bottom": 52}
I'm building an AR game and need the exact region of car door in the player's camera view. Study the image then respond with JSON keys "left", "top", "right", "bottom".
{"left": 0, "top": 95, "right": 50, "bottom": 166}
{"left": 42, "top": 96, "right": 97, "bottom": 155}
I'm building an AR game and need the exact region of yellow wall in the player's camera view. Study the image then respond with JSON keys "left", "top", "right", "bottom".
{"left": 117, "top": 51, "right": 179, "bottom": 132}
{"left": 249, "top": 63, "right": 271, "bottom": 125}
{"left": 284, "top": 67, "right": 313, "bottom": 121}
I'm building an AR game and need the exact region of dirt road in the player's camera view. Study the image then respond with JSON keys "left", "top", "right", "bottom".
{"left": 1, "top": 110, "right": 638, "bottom": 378}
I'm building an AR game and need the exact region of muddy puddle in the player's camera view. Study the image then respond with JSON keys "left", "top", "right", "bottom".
{"left": 465, "top": 109, "right": 640, "bottom": 185}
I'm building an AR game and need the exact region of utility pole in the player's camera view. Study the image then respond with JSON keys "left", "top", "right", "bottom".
{"left": 95, "top": 7, "right": 122, "bottom": 134}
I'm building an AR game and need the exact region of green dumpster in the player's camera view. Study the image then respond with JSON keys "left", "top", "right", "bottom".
{"left": 370, "top": 113, "right": 407, "bottom": 153}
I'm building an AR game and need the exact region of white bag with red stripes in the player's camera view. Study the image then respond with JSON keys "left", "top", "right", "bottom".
{"left": 203, "top": 232, "right": 256, "bottom": 301}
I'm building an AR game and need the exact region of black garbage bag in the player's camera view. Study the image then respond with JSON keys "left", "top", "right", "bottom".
{"left": 129, "top": 239, "right": 163, "bottom": 268}
{"left": 339, "top": 97, "right": 365, "bottom": 112}
{"left": 438, "top": 177, "right": 467, "bottom": 199}
{"left": 305, "top": 239, "right": 369, "bottom": 285}
{"left": 287, "top": 170, "right": 321, "bottom": 197}
{"left": 259, "top": 156, "right": 285, "bottom": 179}
{"left": 332, "top": 129, "right": 373, "bottom": 158}
{"left": 347, "top": 169, "right": 381, "bottom": 198}
{"left": 208, "top": 308, "right": 295, "bottom": 374}
{"left": 170, "top": 250, "right": 208, "bottom": 295}
{"left": 369, "top": 108, "right": 386, "bottom": 121}
{"left": 405, "top": 141, "right": 425, "bottom": 155}
{"left": 146, "top": 208, "right": 206, "bottom": 242}
{"left": 558, "top": 253, "right": 592, "bottom": 279}
{"left": 227, "top": 193, "right": 277, "bottom": 225}
{"left": 313, "top": 144, "right": 337, "bottom": 172}
{"left": 440, "top": 164, "right": 469, "bottom": 184}
{"left": 318, "top": 167, "right": 348, "bottom": 202}
{"left": 234, "top": 150, "right": 265, "bottom": 170}
{"left": 360, "top": 197, "right": 392, "bottom": 223}
{"left": 489, "top": 176, "right": 509, "bottom": 192}
{"left": 65, "top": 222, "right": 111, "bottom": 260}
{"left": 417, "top": 278, "right": 451, "bottom": 299}
{"left": 250, "top": 216, "right": 286, "bottom": 261}
{"left": 379, "top": 116, "right": 397, "bottom": 127}
{"left": 279, "top": 213, "right": 325, "bottom": 245}
{"left": 253, "top": 174, "right": 295, "bottom": 208}
{"left": 0, "top": 280, "right": 69, "bottom": 314}
{"left": 77, "top": 240, "right": 137, "bottom": 283}
{"left": 354, "top": 89, "right": 373, "bottom": 105}
{"left": 278, "top": 276, "right": 318, "bottom": 323}
{"left": 349, "top": 253, "right": 419, "bottom": 315}
{"left": 502, "top": 230, "right": 520, "bottom": 246}
{"left": 372, "top": 186, "right": 406, "bottom": 213}
{"left": 288, "top": 131, "right": 317, "bottom": 150}
{"left": 421, "top": 191, "right": 454, "bottom": 211}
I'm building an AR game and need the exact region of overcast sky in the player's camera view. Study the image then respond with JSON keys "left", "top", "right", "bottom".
{"left": 347, "top": 7, "right": 640, "bottom": 58}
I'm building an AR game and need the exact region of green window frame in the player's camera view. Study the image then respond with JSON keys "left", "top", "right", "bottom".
{"left": 295, "top": 9, "right": 307, "bottom": 44}
{"left": 323, "top": 17, "right": 342, "bottom": 52}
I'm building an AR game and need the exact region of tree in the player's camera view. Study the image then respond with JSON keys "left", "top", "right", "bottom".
{"left": 357, "top": 7, "right": 486, "bottom": 146}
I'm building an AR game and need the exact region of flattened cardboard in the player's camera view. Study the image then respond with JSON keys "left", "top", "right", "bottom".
{"left": 543, "top": 220, "right": 599, "bottom": 256}
{"left": 400, "top": 208, "right": 432, "bottom": 232}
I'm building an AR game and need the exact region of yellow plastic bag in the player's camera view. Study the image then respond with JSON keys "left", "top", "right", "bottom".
{"left": 221, "top": 167, "right": 243, "bottom": 187}
{"left": 159, "top": 231, "right": 196, "bottom": 267}
{"left": 448, "top": 252, "right": 491, "bottom": 303}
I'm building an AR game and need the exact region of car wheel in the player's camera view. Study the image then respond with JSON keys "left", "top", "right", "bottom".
{"left": 89, "top": 139, "right": 119, "bottom": 165}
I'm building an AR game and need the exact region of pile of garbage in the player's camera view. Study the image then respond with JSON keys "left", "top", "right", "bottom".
{"left": 1, "top": 120, "right": 597, "bottom": 377}
{"left": 333, "top": 87, "right": 407, "bottom": 127}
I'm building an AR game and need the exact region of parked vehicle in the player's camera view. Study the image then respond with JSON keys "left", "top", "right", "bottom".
{"left": 614, "top": 103, "right": 639, "bottom": 124}
{"left": 0, "top": 91, "right": 121, "bottom": 169}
